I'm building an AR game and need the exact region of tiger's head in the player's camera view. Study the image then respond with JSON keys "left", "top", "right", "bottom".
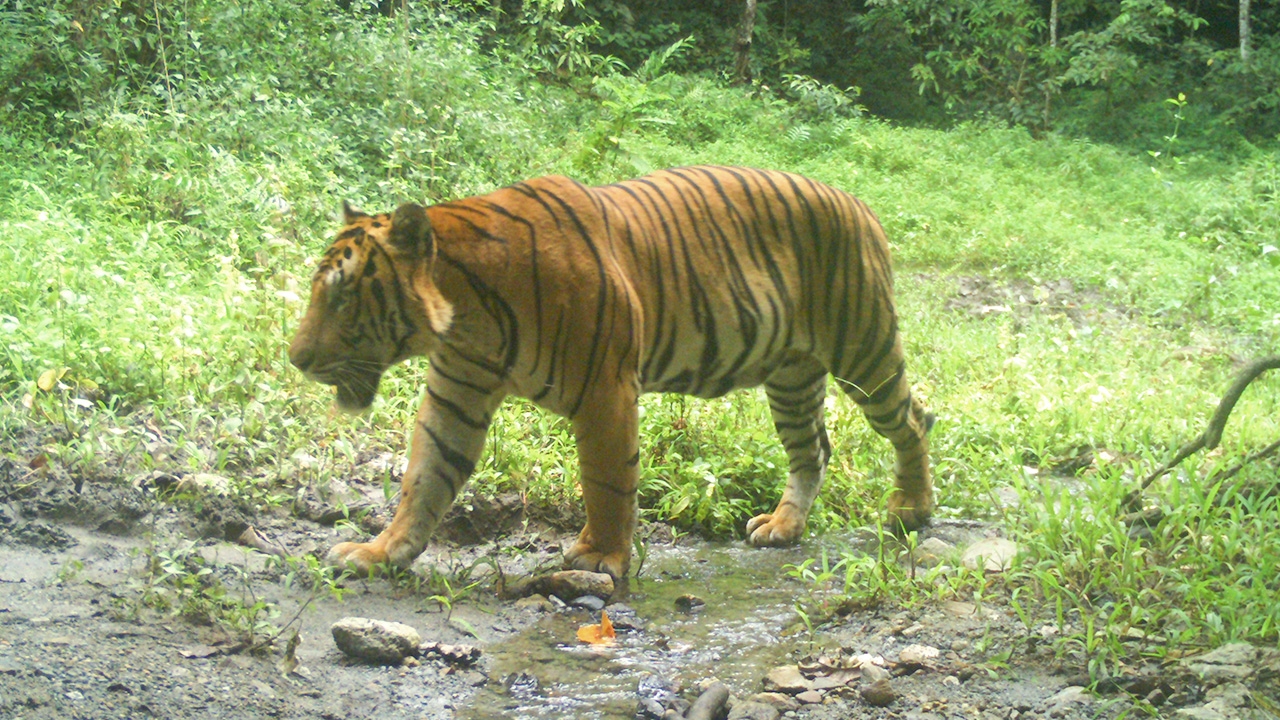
{"left": 288, "top": 201, "right": 453, "bottom": 412}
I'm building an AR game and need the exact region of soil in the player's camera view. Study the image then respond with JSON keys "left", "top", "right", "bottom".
{"left": 0, "top": 421, "right": 1261, "bottom": 720}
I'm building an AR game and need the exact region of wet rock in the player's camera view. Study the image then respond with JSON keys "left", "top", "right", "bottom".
{"left": 748, "top": 692, "right": 800, "bottom": 711}
{"left": 12, "top": 520, "right": 76, "bottom": 549}
{"left": 419, "top": 642, "right": 481, "bottom": 666}
{"left": 795, "top": 689, "right": 823, "bottom": 704}
{"left": 636, "top": 673, "right": 679, "bottom": 719}
{"left": 675, "top": 594, "right": 706, "bottom": 613}
{"left": 514, "top": 594, "right": 554, "bottom": 612}
{"left": 505, "top": 569, "right": 615, "bottom": 602}
{"left": 569, "top": 595, "right": 606, "bottom": 612}
{"left": 728, "top": 701, "right": 781, "bottom": 720}
{"left": 685, "top": 681, "right": 729, "bottom": 720}
{"left": 961, "top": 537, "right": 1018, "bottom": 572}
{"left": 861, "top": 678, "right": 897, "bottom": 707}
{"left": 331, "top": 617, "right": 422, "bottom": 665}
{"left": 763, "top": 665, "right": 810, "bottom": 694}
{"left": 504, "top": 671, "right": 539, "bottom": 699}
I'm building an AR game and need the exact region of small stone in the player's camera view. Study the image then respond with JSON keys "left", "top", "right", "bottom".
{"left": 943, "top": 675, "right": 960, "bottom": 686}
{"left": 569, "top": 595, "right": 605, "bottom": 612}
{"left": 960, "top": 537, "right": 1018, "bottom": 572}
{"left": 728, "top": 701, "right": 781, "bottom": 720}
{"left": 899, "top": 644, "right": 941, "bottom": 667}
{"left": 514, "top": 594, "right": 553, "bottom": 611}
{"left": 763, "top": 665, "right": 811, "bottom": 694}
{"left": 861, "top": 663, "right": 891, "bottom": 684}
{"left": 795, "top": 690, "right": 824, "bottom": 704}
{"left": 901, "top": 622, "right": 925, "bottom": 637}
{"left": 331, "top": 617, "right": 422, "bottom": 665}
{"left": 675, "top": 594, "right": 706, "bottom": 613}
{"left": 910, "top": 537, "right": 955, "bottom": 567}
{"left": 861, "top": 678, "right": 897, "bottom": 707}
{"left": 951, "top": 639, "right": 970, "bottom": 652}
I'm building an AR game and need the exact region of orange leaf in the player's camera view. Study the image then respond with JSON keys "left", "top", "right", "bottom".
{"left": 576, "top": 610, "right": 616, "bottom": 645}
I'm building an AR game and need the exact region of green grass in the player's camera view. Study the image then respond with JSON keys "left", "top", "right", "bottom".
{"left": 2, "top": 3, "right": 1278, "bottom": 677}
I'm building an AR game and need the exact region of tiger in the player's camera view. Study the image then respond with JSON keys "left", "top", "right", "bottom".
{"left": 288, "top": 165, "right": 934, "bottom": 580}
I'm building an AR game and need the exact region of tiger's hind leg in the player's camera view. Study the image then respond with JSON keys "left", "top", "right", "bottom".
{"left": 747, "top": 354, "right": 832, "bottom": 547}
{"left": 835, "top": 343, "right": 934, "bottom": 533}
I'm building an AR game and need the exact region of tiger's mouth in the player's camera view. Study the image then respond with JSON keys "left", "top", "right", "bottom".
{"left": 307, "top": 366, "right": 383, "bottom": 412}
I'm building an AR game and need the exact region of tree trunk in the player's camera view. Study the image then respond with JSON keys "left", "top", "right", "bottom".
{"left": 733, "top": 0, "right": 758, "bottom": 84}
{"left": 1049, "top": 0, "right": 1059, "bottom": 48}
{"left": 1240, "top": 0, "right": 1251, "bottom": 63}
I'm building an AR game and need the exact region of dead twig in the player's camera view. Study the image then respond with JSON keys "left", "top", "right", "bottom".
{"left": 1124, "top": 354, "right": 1280, "bottom": 511}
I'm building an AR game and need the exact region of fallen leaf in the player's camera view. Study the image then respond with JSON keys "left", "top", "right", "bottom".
{"left": 577, "top": 610, "right": 616, "bottom": 645}
{"left": 29, "top": 454, "right": 48, "bottom": 471}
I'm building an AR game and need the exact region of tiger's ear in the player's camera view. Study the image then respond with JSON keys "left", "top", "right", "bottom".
{"left": 342, "top": 200, "right": 367, "bottom": 225}
{"left": 388, "top": 202, "right": 435, "bottom": 261}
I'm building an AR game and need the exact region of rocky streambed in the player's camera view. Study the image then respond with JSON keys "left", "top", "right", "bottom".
{"left": 2, "top": 454, "right": 1277, "bottom": 720}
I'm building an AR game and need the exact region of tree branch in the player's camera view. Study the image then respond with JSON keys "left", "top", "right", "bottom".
{"left": 1124, "top": 354, "right": 1280, "bottom": 510}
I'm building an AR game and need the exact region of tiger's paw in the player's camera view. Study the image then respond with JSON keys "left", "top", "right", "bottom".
{"left": 326, "top": 540, "right": 389, "bottom": 575}
{"left": 886, "top": 489, "right": 934, "bottom": 534}
{"left": 564, "top": 541, "right": 630, "bottom": 580}
{"left": 746, "top": 512, "right": 806, "bottom": 546}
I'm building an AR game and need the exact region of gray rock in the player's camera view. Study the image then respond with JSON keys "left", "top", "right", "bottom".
{"left": 1183, "top": 643, "right": 1266, "bottom": 685}
{"left": 728, "top": 701, "right": 781, "bottom": 720}
{"left": 331, "top": 617, "right": 422, "bottom": 665}
{"left": 569, "top": 595, "right": 606, "bottom": 611}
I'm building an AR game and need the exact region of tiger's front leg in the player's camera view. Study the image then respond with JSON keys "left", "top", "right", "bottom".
{"left": 564, "top": 388, "right": 640, "bottom": 580}
{"left": 328, "top": 365, "right": 501, "bottom": 574}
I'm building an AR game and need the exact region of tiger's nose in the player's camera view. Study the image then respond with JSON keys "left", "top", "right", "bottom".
{"left": 289, "top": 344, "right": 315, "bottom": 372}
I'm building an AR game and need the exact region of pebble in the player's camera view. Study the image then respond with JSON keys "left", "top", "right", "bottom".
{"left": 861, "top": 663, "right": 891, "bottom": 684}
{"left": 330, "top": 617, "right": 422, "bottom": 665}
{"left": 569, "top": 595, "right": 605, "bottom": 611}
{"left": 795, "top": 690, "right": 823, "bottom": 704}
{"left": 861, "top": 678, "right": 897, "bottom": 707}
{"left": 899, "top": 643, "right": 941, "bottom": 667}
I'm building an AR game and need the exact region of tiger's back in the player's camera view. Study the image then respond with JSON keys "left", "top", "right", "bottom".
{"left": 293, "top": 165, "right": 932, "bottom": 580}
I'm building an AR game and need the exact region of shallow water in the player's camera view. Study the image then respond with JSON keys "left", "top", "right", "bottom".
{"left": 461, "top": 535, "right": 877, "bottom": 719}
